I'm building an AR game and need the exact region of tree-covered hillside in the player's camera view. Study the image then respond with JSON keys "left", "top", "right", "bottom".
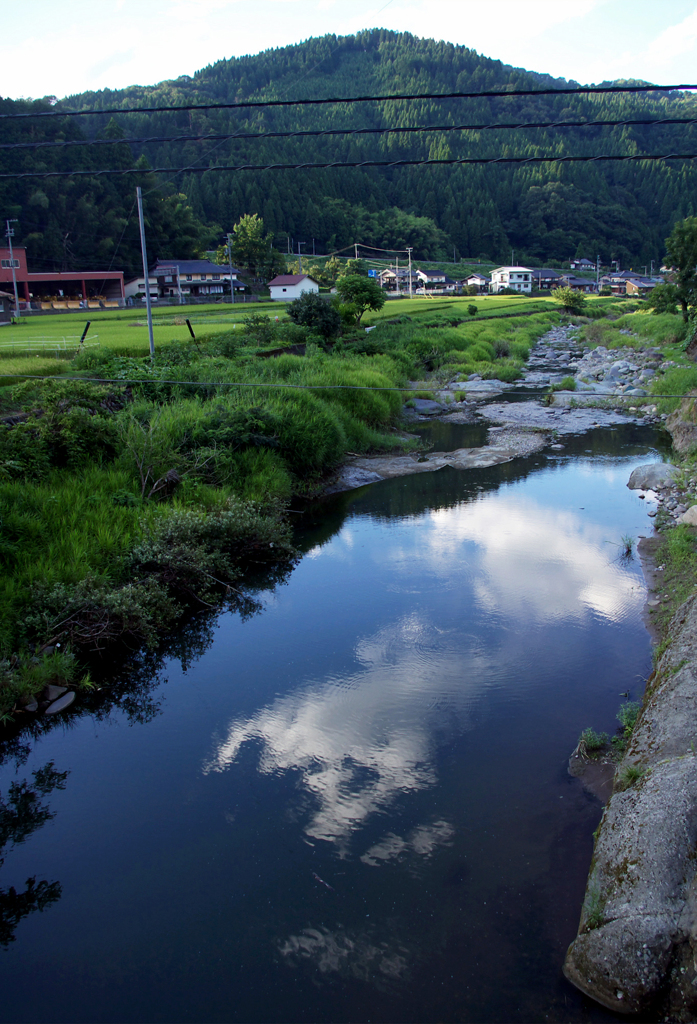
{"left": 2, "top": 29, "right": 696, "bottom": 272}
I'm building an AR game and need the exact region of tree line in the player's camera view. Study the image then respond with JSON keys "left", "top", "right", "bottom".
{"left": 2, "top": 29, "right": 696, "bottom": 273}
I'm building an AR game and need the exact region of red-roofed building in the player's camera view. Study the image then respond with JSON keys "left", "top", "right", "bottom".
{"left": 0, "top": 247, "right": 124, "bottom": 306}
{"left": 268, "top": 274, "right": 319, "bottom": 301}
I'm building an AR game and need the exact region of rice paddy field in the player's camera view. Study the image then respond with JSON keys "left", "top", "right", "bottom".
{"left": 0, "top": 293, "right": 601, "bottom": 385}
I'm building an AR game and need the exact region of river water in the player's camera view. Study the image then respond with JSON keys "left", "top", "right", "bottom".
{"left": 0, "top": 421, "right": 670, "bottom": 1023}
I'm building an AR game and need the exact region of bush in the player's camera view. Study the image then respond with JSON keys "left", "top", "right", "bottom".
{"left": 467, "top": 304, "right": 478, "bottom": 317}
{"left": 287, "top": 291, "right": 342, "bottom": 340}
{"left": 579, "top": 727, "right": 608, "bottom": 751}
{"left": 242, "top": 313, "right": 277, "bottom": 345}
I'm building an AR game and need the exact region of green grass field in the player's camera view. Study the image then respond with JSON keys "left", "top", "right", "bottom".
{"left": 0, "top": 293, "right": 618, "bottom": 388}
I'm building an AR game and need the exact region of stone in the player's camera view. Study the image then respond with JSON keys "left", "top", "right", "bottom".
{"left": 44, "top": 691, "right": 75, "bottom": 715}
{"left": 628, "top": 464, "right": 678, "bottom": 490}
{"left": 43, "top": 684, "right": 67, "bottom": 701}
{"left": 408, "top": 399, "right": 445, "bottom": 415}
{"left": 678, "top": 506, "right": 697, "bottom": 526}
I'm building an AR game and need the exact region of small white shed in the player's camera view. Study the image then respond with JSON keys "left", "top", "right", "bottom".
{"left": 268, "top": 274, "right": 319, "bottom": 301}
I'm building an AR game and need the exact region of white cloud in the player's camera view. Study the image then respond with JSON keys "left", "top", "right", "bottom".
{"left": 6, "top": 0, "right": 697, "bottom": 98}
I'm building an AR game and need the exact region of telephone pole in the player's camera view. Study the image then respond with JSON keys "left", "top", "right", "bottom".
{"left": 354, "top": 243, "right": 359, "bottom": 260}
{"left": 227, "top": 232, "right": 235, "bottom": 304}
{"left": 5, "top": 219, "right": 20, "bottom": 319}
{"left": 136, "top": 187, "right": 155, "bottom": 360}
{"left": 406, "top": 247, "right": 413, "bottom": 299}
{"left": 596, "top": 254, "right": 600, "bottom": 291}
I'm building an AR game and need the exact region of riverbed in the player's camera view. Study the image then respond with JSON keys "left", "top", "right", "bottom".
{"left": 0, "top": 418, "right": 671, "bottom": 1023}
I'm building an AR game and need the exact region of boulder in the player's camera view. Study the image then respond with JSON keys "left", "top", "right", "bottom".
{"left": 407, "top": 398, "right": 445, "bottom": 415}
{"left": 627, "top": 463, "right": 678, "bottom": 490}
{"left": 678, "top": 505, "right": 697, "bottom": 526}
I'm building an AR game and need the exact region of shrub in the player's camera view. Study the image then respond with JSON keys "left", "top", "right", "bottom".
{"left": 287, "top": 291, "right": 342, "bottom": 340}
{"left": 242, "top": 312, "right": 277, "bottom": 345}
{"left": 579, "top": 727, "right": 608, "bottom": 752}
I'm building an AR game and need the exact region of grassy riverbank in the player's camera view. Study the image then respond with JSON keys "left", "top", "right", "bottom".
{"left": 0, "top": 306, "right": 559, "bottom": 719}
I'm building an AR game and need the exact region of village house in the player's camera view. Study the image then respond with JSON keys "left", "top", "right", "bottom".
{"left": 124, "top": 276, "right": 159, "bottom": 302}
{"left": 569, "top": 258, "right": 596, "bottom": 271}
{"left": 490, "top": 266, "right": 533, "bottom": 293}
{"left": 560, "top": 274, "right": 596, "bottom": 293}
{"left": 414, "top": 269, "right": 456, "bottom": 293}
{"left": 625, "top": 278, "right": 658, "bottom": 297}
{"left": 268, "top": 274, "right": 319, "bottom": 301}
{"left": 530, "top": 268, "right": 564, "bottom": 290}
{"left": 599, "top": 270, "right": 655, "bottom": 296}
{"left": 152, "top": 259, "right": 241, "bottom": 299}
{"left": 378, "top": 267, "right": 419, "bottom": 293}
{"left": 463, "top": 273, "right": 490, "bottom": 293}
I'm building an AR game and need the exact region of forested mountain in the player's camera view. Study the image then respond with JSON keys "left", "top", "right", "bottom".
{"left": 2, "top": 29, "right": 697, "bottom": 273}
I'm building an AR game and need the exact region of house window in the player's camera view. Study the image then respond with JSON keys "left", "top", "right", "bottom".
{"left": 186, "top": 275, "right": 192, "bottom": 281}
{"left": 212, "top": 274, "right": 220, "bottom": 280}
{"left": 1, "top": 259, "right": 19, "bottom": 268}
{"left": 200, "top": 274, "right": 206, "bottom": 280}
{"left": 282, "top": 288, "right": 287, "bottom": 292}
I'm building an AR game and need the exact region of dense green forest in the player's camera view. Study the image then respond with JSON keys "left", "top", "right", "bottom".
{"left": 2, "top": 29, "right": 697, "bottom": 274}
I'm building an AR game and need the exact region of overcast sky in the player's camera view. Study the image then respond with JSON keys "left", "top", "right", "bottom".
{"left": 4, "top": 0, "right": 697, "bottom": 100}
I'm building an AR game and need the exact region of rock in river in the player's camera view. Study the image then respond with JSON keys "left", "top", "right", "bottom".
{"left": 627, "top": 463, "right": 678, "bottom": 490}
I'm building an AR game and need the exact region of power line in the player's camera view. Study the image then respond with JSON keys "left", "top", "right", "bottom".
{"left": 3, "top": 116, "right": 697, "bottom": 151}
{"left": 2, "top": 83, "right": 696, "bottom": 120}
{"left": 2, "top": 152, "right": 696, "bottom": 180}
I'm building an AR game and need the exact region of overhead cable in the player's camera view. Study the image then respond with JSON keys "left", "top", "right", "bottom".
{"left": 2, "top": 152, "right": 696, "bottom": 179}
{"left": 3, "top": 116, "right": 697, "bottom": 151}
{"left": 2, "top": 83, "right": 696, "bottom": 120}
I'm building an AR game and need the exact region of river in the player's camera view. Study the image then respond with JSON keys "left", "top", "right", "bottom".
{"left": 0, "top": 421, "right": 669, "bottom": 1023}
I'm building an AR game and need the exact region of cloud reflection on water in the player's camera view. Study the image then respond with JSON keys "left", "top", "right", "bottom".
{"left": 379, "top": 496, "right": 642, "bottom": 623}
{"left": 203, "top": 493, "right": 643, "bottom": 846}
{"left": 204, "top": 613, "right": 485, "bottom": 846}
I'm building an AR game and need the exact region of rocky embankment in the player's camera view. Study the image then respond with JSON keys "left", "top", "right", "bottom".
{"left": 563, "top": 433, "right": 697, "bottom": 1017}
{"left": 564, "top": 590, "right": 697, "bottom": 1020}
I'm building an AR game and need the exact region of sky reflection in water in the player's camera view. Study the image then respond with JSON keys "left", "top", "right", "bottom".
{"left": 204, "top": 479, "right": 645, "bottom": 854}
{"left": 0, "top": 434, "right": 661, "bottom": 1024}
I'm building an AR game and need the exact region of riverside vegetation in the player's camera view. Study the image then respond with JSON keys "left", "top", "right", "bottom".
{"left": 0, "top": 297, "right": 558, "bottom": 720}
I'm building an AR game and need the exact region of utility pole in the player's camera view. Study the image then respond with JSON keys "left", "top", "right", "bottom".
{"left": 651, "top": 259, "right": 655, "bottom": 276}
{"left": 406, "top": 247, "right": 413, "bottom": 299}
{"left": 5, "top": 219, "right": 20, "bottom": 319}
{"left": 136, "top": 186, "right": 155, "bottom": 360}
{"left": 596, "top": 254, "right": 600, "bottom": 291}
{"left": 297, "top": 241, "right": 306, "bottom": 273}
{"left": 227, "top": 232, "right": 235, "bottom": 305}
{"left": 354, "top": 243, "right": 359, "bottom": 260}
{"left": 312, "top": 238, "right": 316, "bottom": 257}
{"left": 287, "top": 235, "right": 291, "bottom": 255}
{"left": 511, "top": 249, "right": 515, "bottom": 266}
